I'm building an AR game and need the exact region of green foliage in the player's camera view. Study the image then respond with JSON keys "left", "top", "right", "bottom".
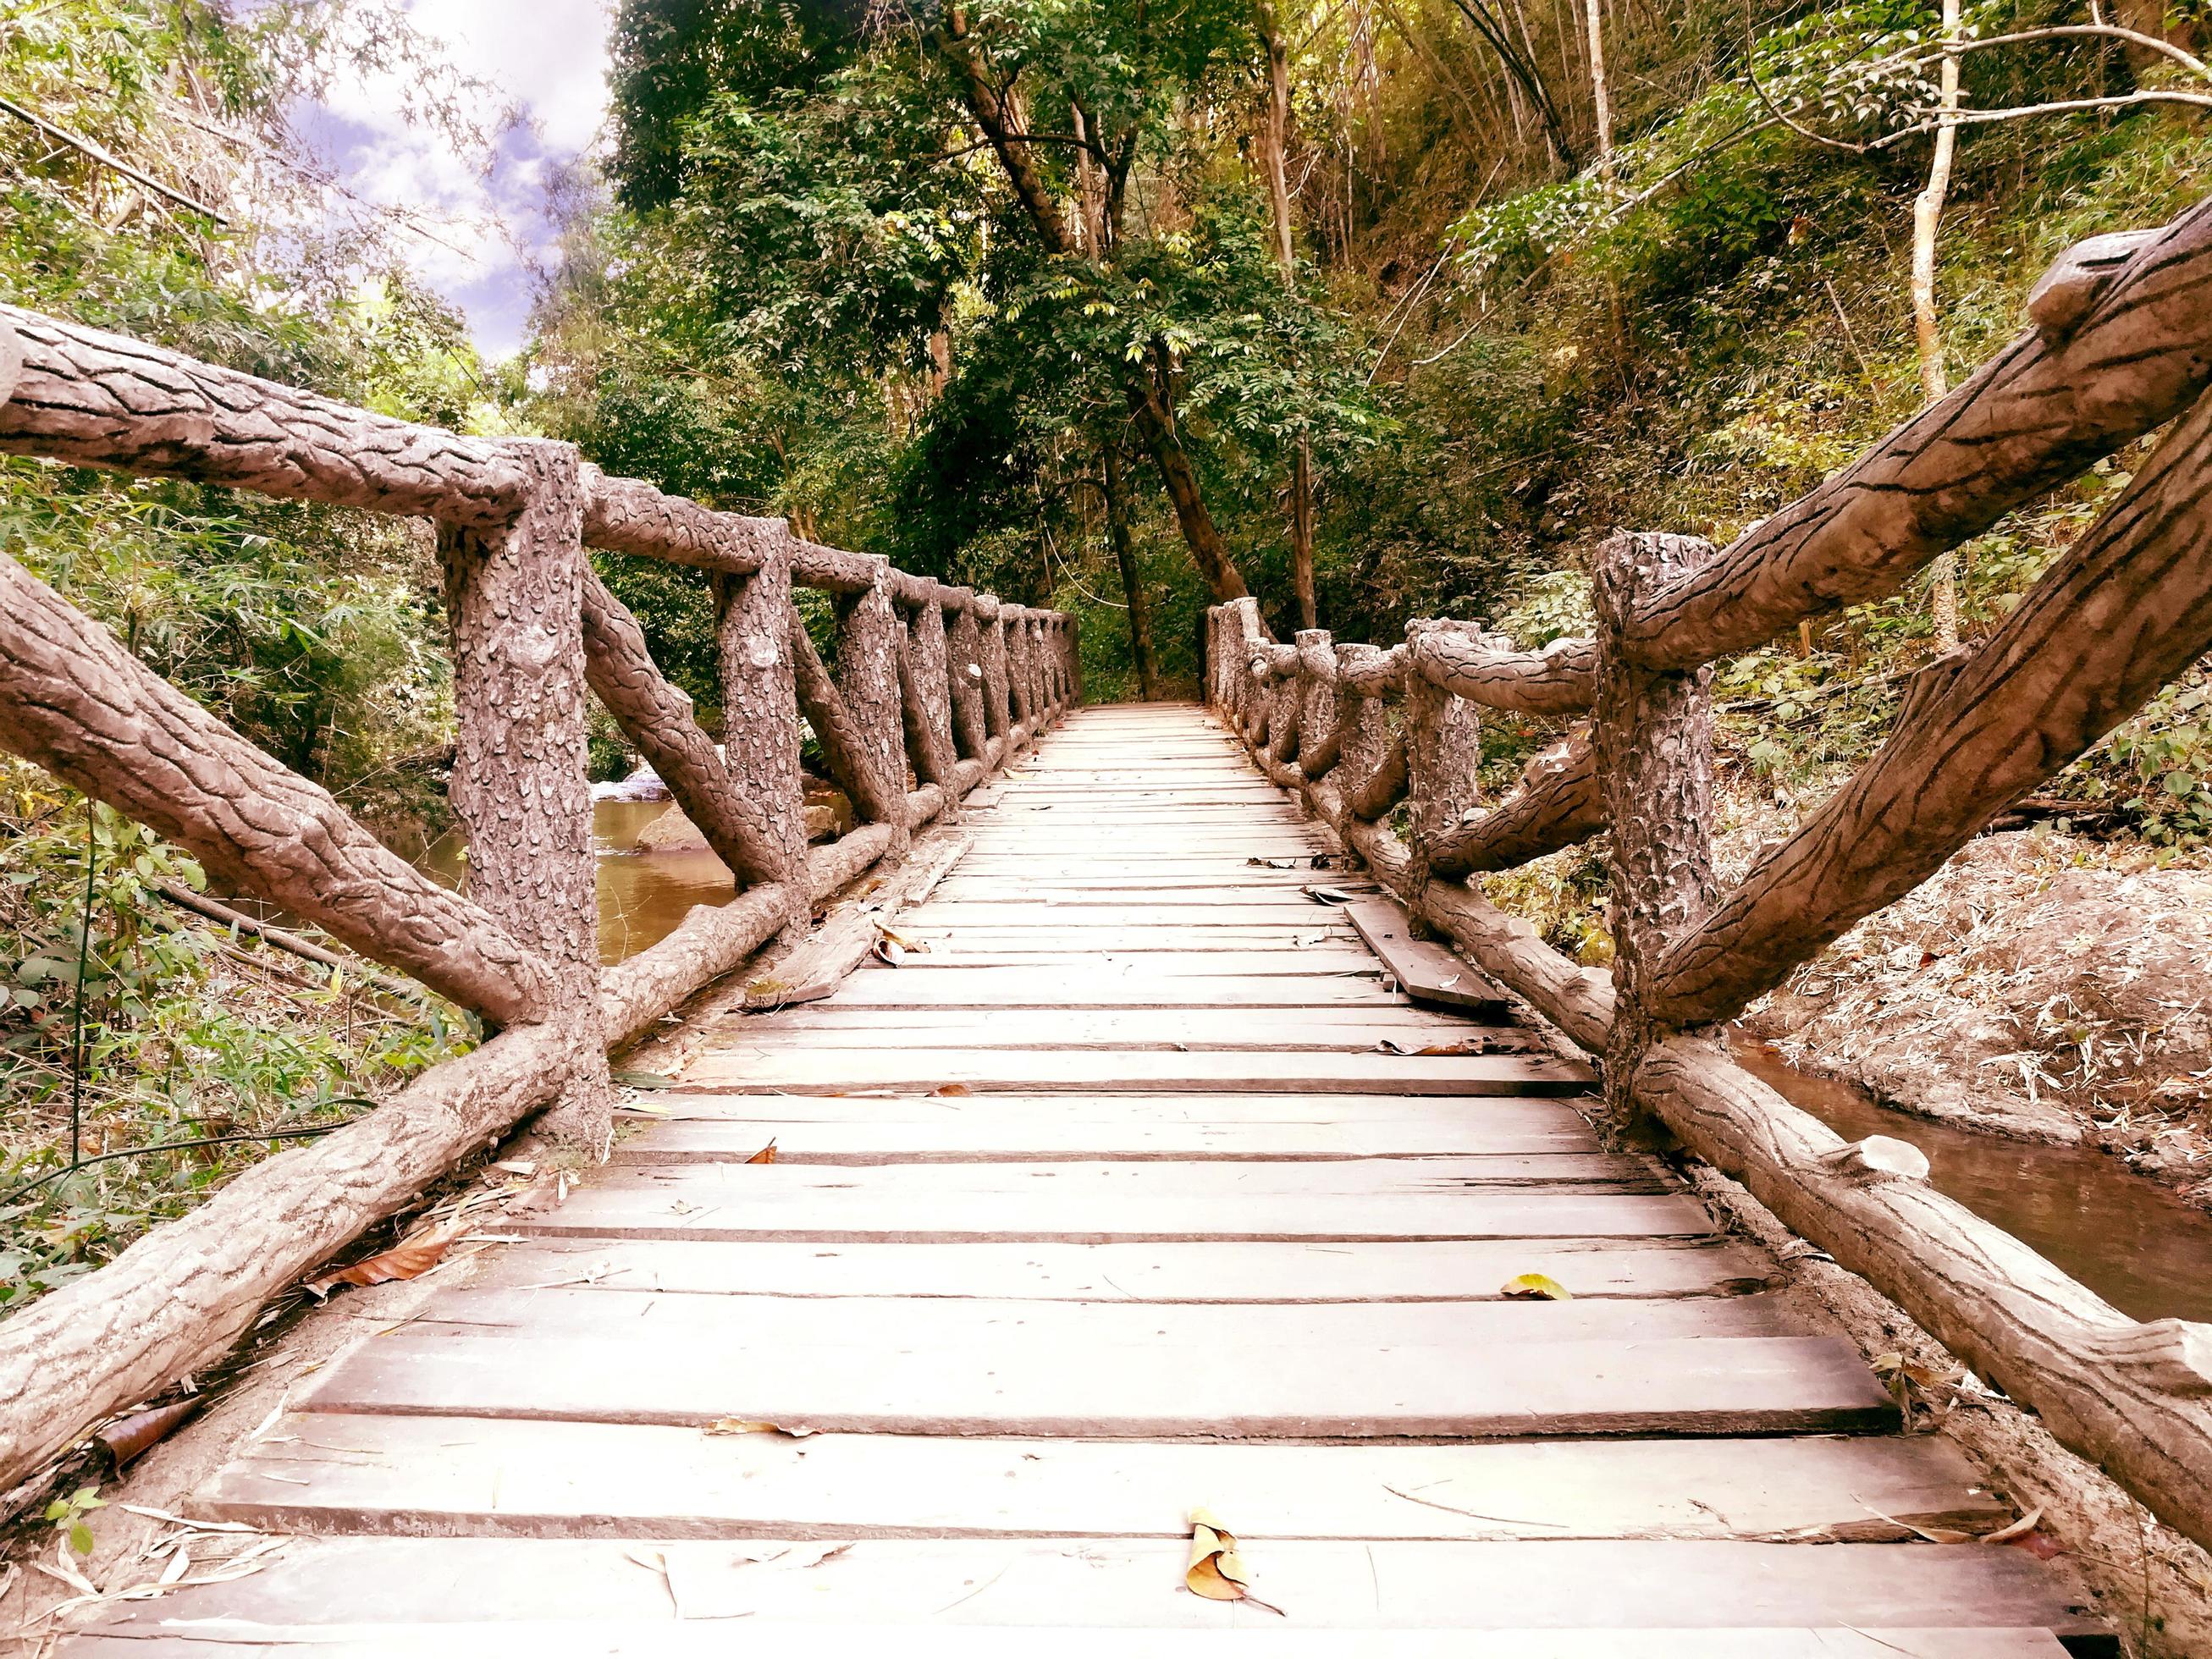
{"left": 44, "top": 1485, "right": 106, "bottom": 1557}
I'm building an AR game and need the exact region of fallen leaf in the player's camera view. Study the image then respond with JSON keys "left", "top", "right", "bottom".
{"left": 2005, "top": 1527, "right": 2067, "bottom": 1560}
{"left": 615, "top": 1100, "right": 673, "bottom": 1117}
{"left": 1247, "top": 857, "right": 1295, "bottom": 869}
{"left": 611, "top": 1070, "right": 676, "bottom": 1089}
{"left": 876, "top": 925, "right": 927, "bottom": 954}
{"left": 304, "top": 1219, "right": 472, "bottom": 1298}
{"left": 1981, "top": 1507, "right": 2044, "bottom": 1544}
{"left": 932, "top": 1083, "right": 975, "bottom": 1097}
{"left": 1185, "top": 1507, "right": 1283, "bottom": 1614}
{"left": 704, "top": 1419, "right": 817, "bottom": 1437}
{"left": 1500, "top": 1273, "right": 1572, "bottom": 1301}
{"left": 873, "top": 934, "right": 907, "bottom": 966}
{"left": 96, "top": 1400, "right": 201, "bottom": 1468}
{"left": 1302, "top": 885, "right": 1354, "bottom": 905}
{"left": 746, "top": 1140, "right": 778, "bottom": 1165}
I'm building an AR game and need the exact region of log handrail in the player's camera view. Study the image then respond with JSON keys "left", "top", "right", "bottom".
{"left": 0, "top": 303, "right": 1076, "bottom": 1488}
{"left": 1205, "top": 204, "right": 2212, "bottom": 1556}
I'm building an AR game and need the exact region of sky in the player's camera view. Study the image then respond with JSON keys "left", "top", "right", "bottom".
{"left": 301, "top": 0, "right": 616, "bottom": 358}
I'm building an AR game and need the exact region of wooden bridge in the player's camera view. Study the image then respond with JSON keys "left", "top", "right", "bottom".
{"left": 3, "top": 199, "right": 2212, "bottom": 1651}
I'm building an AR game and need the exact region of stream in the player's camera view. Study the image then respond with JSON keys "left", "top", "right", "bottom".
{"left": 420, "top": 800, "right": 731, "bottom": 967}
{"left": 1732, "top": 1039, "right": 2212, "bottom": 1325}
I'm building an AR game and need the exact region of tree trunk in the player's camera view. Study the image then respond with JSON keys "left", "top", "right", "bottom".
{"left": 1913, "top": 0, "right": 1964, "bottom": 649}
{"left": 436, "top": 440, "right": 611, "bottom": 1156}
{"left": 1127, "top": 378, "right": 1250, "bottom": 602}
{"left": 1256, "top": 2, "right": 1319, "bottom": 630}
{"left": 1100, "top": 445, "right": 1158, "bottom": 698}
{"left": 1584, "top": 0, "right": 1613, "bottom": 169}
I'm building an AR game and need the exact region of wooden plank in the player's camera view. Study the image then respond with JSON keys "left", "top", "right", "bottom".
{"left": 511, "top": 1183, "right": 1724, "bottom": 1242}
{"left": 617, "top": 1092, "right": 1584, "bottom": 1126}
{"left": 862, "top": 948, "right": 1385, "bottom": 975}
{"left": 383, "top": 1287, "right": 1808, "bottom": 1353}
{"left": 728, "top": 1004, "right": 1483, "bottom": 1043}
{"left": 614, "top": 1118, "right": 1597, "bottom": 1161}
{"left": 196, "top": 1414, "right": 2009, "bottom": 1541}
{"left": 1346, "top": 896, "right": 1510, "bottom": 1017}
{"left": 55, "top": 1624, "right": 2080, "bottom": 1658}
{"left": 812, "top": 972, "right": 1407, "bottom": 1006}
{"left": 302, "top": 1327, "right": 1895, "bottom": 1435}
{"left": 589, "top": 1155, "right": 1669, "bottom": 1198}
{"left": 681, "top": 1046, "right": 1592, "bottom": 1094}
{"left": 69, "top": 1540, "right": 2086, "bottom": 1640}
{"left": 465, "top": 1237, "right": 1774, "bottom": 1301}
{"left": 913, "top": 901, "right": 1364, "bottom": 922}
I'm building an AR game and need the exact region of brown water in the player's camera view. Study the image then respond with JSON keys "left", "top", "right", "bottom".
{"left": 419, "top": 801, "right": 733, "bottom": 966}
{"left": 1732, "top": 1039, "right": 2212, "bottom": 1325}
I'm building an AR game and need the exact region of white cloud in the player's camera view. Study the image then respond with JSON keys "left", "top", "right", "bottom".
{"left": 302, "top": 0, "right": 614, "bottom": 356}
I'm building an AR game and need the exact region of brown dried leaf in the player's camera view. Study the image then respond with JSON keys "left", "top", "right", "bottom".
{"left": 96, "top": 1400, "right": 201, "bottom": 1468}
{"left": 304, "top": 1219, "right": 472, "bottom": 1298}
{"left": 703, "top": 1418, "right": 818, "bottom": 1438}
{"left": 1185, "top": 1507, "right": 1283, "bottom": 1615}
{"left": 747, "top": 1140, "right": 778, "bottom": 1165}
{"left": 1981, "top": 1506, "right": 2045, "bottom": 1544}
{"left": 932, "top": 1083, "right": 975, "bottom": 1097}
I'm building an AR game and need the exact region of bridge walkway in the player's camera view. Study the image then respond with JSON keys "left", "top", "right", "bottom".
{"left": 65, "top": 704, "right": 2100, "bottom": 1655}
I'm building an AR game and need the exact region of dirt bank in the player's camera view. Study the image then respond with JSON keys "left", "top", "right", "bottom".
{"left": 1740, "top": 826, "right": 2212, "bottom": 1203}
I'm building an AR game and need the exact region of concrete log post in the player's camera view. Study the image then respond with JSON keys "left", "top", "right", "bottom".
{"left": 437, "top": 439, "right": 611, "bottom": 1155}
{"left": 945, "top": 594, "right": 991, "bottom": 763}
{"left": 712, "top": 534, "right": 808, "bottom": 910}
{"left": 1592, "top": 531, "right": 1720, "bottom": 1146}
{"left": 1403, "top": 619, "right": 1486, "bottom": 907}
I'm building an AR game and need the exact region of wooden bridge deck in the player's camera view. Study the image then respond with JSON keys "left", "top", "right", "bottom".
{"left": 66, "top": 705, "right": 2101, "bottom": 1655}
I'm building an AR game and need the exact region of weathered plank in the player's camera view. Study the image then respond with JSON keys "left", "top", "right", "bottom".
{"left": 814, "top": 970, "right": 1406, "bottom": 1006}
{"left": 514, "top": 1182, "right": 1723, "bottom": 1242}
{"left": 682, "top": 1046, "right": 1590, "bottom": 1094}
{"left": 197, "top": 1414, "right": 2005, "bottom": 1540}
{"left": 614, "top": 1117, "right": 1597, "bottom": 1160}
{"left": 1345, "top": 897, "right": 1510, "bottom": 1017}
{"left": 56, "top": 1624, "right": 2078, "bottom": 1658}
{"left": 464, "top": 1236, "right": 1772, "bottom": 1301}
{"left": 303, "top": 1327, "right": 1893, "bottom": 1434}
{"left": 66, "top": 1540, "right": 2090, "bottom": 1640}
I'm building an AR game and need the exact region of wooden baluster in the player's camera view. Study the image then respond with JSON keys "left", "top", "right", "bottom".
{"left": 712, "top": 532, "right": 808, "bottom": 908}
{"left": 1592, "top": 531, "right": 1720, "bottom": 1144}
{"left": 945, "top": 592, "right": 991, "bottom": 763}
{"left": 436, "top": 439, "right": 612, "bottom": 1154}
{"left": 1403, "top": 619, "right": 1484, "bottom": 907}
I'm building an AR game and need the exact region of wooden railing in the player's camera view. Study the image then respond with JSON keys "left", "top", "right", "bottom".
{"left": 1209, "top": 198, "right": 2212, "bottom": 1554}
{"left": 0, "top": 302, "right": 1077, "bottom": 1488}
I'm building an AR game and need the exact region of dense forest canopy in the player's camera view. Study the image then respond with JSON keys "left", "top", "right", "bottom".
{"left": 4, "top": 0, "right": 2212, "bottom": 1311}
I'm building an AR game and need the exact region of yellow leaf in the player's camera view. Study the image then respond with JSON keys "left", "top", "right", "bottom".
{"left": 1185, "top": 1507, "right": 1251, "bottom": 1602}
{"left": 703, "top": 1419, "right": 816, "bottom": 1437}
{"left": 1500, "top": 1272, "right": 1572, "bottom": 1301}
{"left": 747, "top": 1139, "right": 778, "bottom": 1165}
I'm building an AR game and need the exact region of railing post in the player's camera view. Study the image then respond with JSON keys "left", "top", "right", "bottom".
{"left": 1294, "top": 628, "right": 1339, "bottom": 777}
{"left": 897, "top": 586, "right": 958, "bottom": 796}
{"left": 436, "top": 438, "right": 612, "bottom": 1155}
{"left": 712, "top": 534, "right": 808, "bottom": 908}
{"left": 1007, "top": 608, "right": 1037, "bottom": 736}
{"left": 1403, "top": 619, "right": 1485, "bottom": 906}
{"left": 1593, "top": 531, "right": 1720, "bottom": 1144}
{"left": 945, "top": 592, "right": 991, "bottom": 763}
{"left": 979, "top": 598, "right": 1014, "bottom": 750}
{"left": 836, "top": 555, "right": 912, "bottom": 848}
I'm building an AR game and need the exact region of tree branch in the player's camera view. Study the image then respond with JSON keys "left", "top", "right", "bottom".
{"left": 0, "top": 93, "right": 231, "bottom": 224}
